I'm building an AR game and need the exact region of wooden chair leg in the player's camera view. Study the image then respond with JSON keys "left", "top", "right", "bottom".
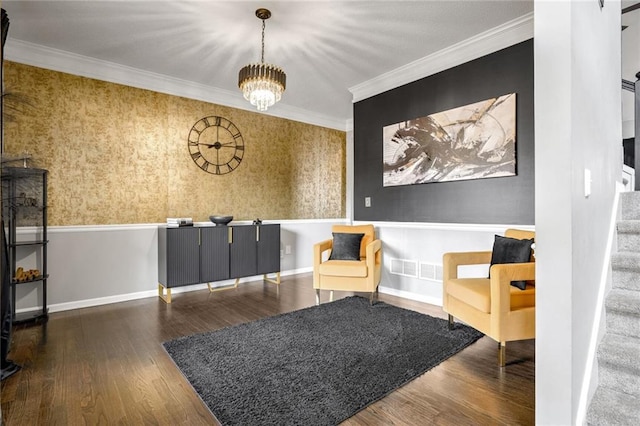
{"left": 498, "top": 342, "right": 506, "bottom": 367}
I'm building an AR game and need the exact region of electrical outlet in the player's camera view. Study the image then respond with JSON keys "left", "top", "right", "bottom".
{"left": 365, "top": 197, "right": 371, "bottom": 207}
{"left": 285, "top": 245, "right": 292, "bottom": 254}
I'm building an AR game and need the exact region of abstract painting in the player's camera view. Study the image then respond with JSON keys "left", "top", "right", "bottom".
{"left": 383, "top": 93, "right": 516, "bottom": 186}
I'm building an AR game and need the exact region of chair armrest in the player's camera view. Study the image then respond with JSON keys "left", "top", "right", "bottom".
{"left": 443, "top": 251, "right": 492, "bottom": 280}
{"left": 490, "top": 262, "right": 536, "bottom": 315}
{"left": 313, "top": 239, "right": 333, "bottom": 266}
{"left": 365, "top": 239, "right": 382, "bottom": 268}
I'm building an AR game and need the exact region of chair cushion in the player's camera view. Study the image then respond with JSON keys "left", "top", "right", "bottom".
{"left": 329, "top": 232, "right": 364, "bottom": 261}
{"left": 447, "top": 278, "right": 535, "bottom": 313}
{"left": 490, "top": 234, "right": 534, "bottom": 290}
{"left": 318, "top": 260, "right": 368, "bottom": 277}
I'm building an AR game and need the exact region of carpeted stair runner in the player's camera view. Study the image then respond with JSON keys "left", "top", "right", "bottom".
{"left": 587, "top": 191, "right": 640, "bottom": 425}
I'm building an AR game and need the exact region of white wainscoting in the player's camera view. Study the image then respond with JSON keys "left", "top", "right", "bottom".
{"left": 13, "top": 220, "right": 342, "bottom": 313}
{"left": 13, "top": 220, "right": 533, "bottom": 314}
{"left": 369, "top": 222, "right": 535, "bottom": 306}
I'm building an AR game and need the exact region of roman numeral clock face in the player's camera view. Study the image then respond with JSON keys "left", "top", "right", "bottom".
{"left": 188, "top": 116, "right": 244, "bottom": 175}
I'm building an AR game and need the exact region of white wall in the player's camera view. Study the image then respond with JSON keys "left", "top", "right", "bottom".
{"left": 534, "top": 1, "right": 622, "bottom": 424}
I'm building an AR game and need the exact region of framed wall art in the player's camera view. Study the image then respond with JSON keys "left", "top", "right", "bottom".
{"left": 382, "top": 93, "right": 517, "bottom": 187}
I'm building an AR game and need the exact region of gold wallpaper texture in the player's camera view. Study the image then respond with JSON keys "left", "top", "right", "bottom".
{"left": 3, "top": 62, "right": 346, "bottom": 225}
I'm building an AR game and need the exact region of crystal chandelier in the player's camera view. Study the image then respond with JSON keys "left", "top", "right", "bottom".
{"left": 238, "top": 8, "right": 286, "bottom": 112}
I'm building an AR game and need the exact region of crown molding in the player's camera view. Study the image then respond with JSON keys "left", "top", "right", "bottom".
{"left": 349, "top": 12, "right": 534, "bottom": 103}
{"left": 4, "top": 39, "right": 348, "bottom": 131}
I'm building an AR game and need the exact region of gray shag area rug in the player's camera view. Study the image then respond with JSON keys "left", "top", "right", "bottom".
{"left": 162, "top": 296, "right": 483, "bottom": 426}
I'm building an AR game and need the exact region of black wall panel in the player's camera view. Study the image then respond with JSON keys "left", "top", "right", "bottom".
{"left": 353, "top": 39, "right": 534, "bottom": 224}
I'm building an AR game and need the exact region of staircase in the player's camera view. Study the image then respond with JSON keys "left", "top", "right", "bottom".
{"left": 587, "top": 191, "right": 640, "bottom": 425}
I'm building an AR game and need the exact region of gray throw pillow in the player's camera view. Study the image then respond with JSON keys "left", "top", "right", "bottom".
{"left": 329, "top": 233, "right": 364, "bottom": 261}
{"left": 489, "top": 234, "right": 534, "bottom": 290}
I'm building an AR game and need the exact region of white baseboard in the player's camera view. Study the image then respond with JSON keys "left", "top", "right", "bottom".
{"left": 45, "top": 289, "right": 160, "bottom": 313}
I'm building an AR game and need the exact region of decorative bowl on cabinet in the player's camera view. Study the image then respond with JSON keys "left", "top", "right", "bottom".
{"left": 209, "top": 215, "right": 233, "bottom": 226}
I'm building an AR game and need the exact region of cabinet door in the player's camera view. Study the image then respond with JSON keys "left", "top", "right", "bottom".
{"left": 162, "top": 227, "right": 200, "bottom": 287}
{"left": 200, "top": 227, "right": 230, "bottom": 282}
{"left": 257, "top": 224, "right": 280, "bottom": 274}
{"left": 229, "top": 226, "right": 257, "bottom": 278}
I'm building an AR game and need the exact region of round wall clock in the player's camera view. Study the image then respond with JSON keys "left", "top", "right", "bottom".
{"left": 187, "top": 116, "right": 244, "bottom": 175}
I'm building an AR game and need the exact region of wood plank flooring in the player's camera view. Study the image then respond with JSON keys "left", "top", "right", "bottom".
{"left": 1, "top": 273, "right": 534, "bottom": 425}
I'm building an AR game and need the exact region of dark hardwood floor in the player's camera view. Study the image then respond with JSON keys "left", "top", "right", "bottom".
{"left": 1, "top": 273, "right": 534, "bottom": 425}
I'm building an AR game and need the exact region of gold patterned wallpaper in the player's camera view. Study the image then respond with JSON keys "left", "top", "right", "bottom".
{"left": 2, "top": 62, "right": 346, "bottom": 225}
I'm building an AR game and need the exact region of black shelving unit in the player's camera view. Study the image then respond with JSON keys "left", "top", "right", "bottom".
{"left": 1, "top": 167, "right": 48, "bottom": 324}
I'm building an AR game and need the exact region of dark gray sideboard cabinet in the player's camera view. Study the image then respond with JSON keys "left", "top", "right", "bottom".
{"left": 158, "top": 224, "right": 280, "bottom": 303}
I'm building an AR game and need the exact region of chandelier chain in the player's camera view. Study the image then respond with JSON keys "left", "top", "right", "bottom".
{"left": 261, "top": 19, "right": 265, "bottom": 63}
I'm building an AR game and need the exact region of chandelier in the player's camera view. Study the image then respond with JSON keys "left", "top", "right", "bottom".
{"left": 238, "top": 8, "right": 286, "bottom": 112}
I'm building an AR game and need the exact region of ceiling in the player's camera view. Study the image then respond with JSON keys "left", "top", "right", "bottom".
{"left": 2, "top": 1, "right": 537, "bottom": 128}
{"left": 2, "top": 1, "right": 637, "bottom": 129}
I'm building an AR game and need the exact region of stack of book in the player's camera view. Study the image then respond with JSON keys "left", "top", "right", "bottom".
{"left": 166, "top": 217, "right": 193, "bottom": 227}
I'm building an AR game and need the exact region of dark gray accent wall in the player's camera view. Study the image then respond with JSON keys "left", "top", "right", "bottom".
{"left": 353, "top": 39, "right": 534, "bottom": 224}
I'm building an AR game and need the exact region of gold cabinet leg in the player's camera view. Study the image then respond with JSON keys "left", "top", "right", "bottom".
{"left": 315, "top": 289, "right": 320, "bottom": 306}
{"left": 264, "top": 272, "right": 281, "bottom": 285}
{"left": 158, "top": 284, "right": 171, "bottom": 304}
{"left": 498, "top": 342, "right": 506, "bottom": 367}
{"left": 448, "top": 314, "right": 455, "bottom": 330}
{"left": 329, "top": 290, "right": 334, "bottom": 302}
{"left": 207, "top": 278, "right": 240, "bottom": 293}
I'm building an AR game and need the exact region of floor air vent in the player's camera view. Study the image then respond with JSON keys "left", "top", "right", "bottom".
{"left": 419, "top": 262, "right": 443, "bottom": 281}
{"left": 390, "top": 259, "right": 442, "bottom": 281}
{"left": 390, "top": 259, "right": 418, "bottom": 277}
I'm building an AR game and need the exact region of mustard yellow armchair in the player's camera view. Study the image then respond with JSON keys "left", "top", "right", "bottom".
{"left": 443, "top": 229, "right": 535, "bottom": 367}
{"left": 313, "top": 224, "right": 382, "bottom": 305}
